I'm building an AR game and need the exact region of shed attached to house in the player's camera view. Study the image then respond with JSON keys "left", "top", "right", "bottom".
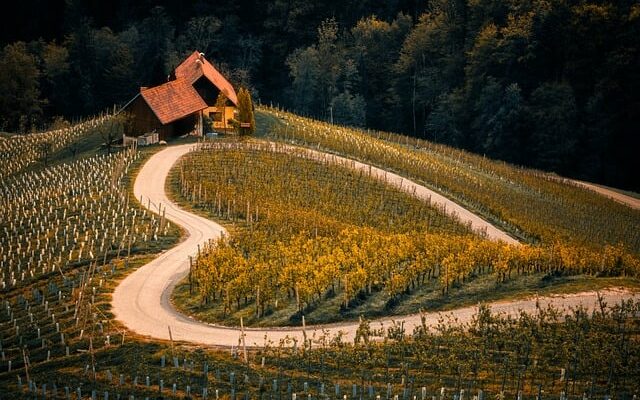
{"left": 122, "top": 78, "right": 207, "bottom": 140}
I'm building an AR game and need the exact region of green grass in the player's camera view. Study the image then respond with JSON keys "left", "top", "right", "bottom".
{"left": 172, "top": 271, "right": 640, "bottom": 327}
{"left": 255, "top": 111, "right": 282, "bottom": 138}
{"left": 28, "top": 125, "right": 197, "bottom": 173}
{"left": 47, "top": 127, "right": 106, "bottom": 163}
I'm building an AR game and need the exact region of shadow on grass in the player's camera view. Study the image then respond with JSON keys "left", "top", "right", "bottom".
{"left": 172, "top": 271, "right": 640, "bottom": 328}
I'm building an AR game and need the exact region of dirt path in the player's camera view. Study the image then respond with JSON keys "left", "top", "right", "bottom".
{"left": 569, "top": 179, "right": 640, "bottom": 210}
{"left": 111, "top": 143, "right": 638, "bottom": 347}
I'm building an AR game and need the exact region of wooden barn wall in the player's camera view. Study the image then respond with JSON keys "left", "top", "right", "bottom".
{"left": 123, "top": 97, "right": 162, "bottom": 136}
{"left": 123, "top": 97, "right": 198, "bottom": 140}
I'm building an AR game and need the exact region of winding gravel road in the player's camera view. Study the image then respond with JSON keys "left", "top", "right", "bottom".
{"left": 111, "top": 143, "right": 638, "bottom": 347}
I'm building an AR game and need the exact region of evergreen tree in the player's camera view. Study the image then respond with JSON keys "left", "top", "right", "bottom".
{"left": 528, "top": 82, "right": 578, "bottom": 173}
{"left": 0, "top": 42, "right": 41, "bottom": 132}
{"left": 331, "top": 91, "right": 366, "bottom": 127}
{"left": 286, "top": 47, "right": 320, "bottom": 115}
{"left": 235, "top": 87, "right": 255, "bottom": 136}
{"left": 484, "top": 83, "right": 526, "bottom": 162}
{"left": 41, "top": 42, "right": 71, "bottom": 117}
{"left": 137, "top": 6, "right": 175, "bottom": 85}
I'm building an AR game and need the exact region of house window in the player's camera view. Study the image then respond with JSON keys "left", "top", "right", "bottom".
{"left": 212, "top": 112, "right": 223, "bottom": 122}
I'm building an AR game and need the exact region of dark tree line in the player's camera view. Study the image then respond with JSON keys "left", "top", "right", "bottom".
{"left": 285, "top": 1, "right": 640, "bottom": 191}
{"left": 0, "top": 0, "right": 638, "bottom": 190}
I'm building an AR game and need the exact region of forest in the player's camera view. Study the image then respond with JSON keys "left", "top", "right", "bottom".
{"left": 0, "top": 0, "right": 638, "bottom": 190}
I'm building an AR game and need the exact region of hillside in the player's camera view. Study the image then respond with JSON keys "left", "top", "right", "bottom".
{"left": 260, "top": 108, "right": 640, "bottom": 252}
{"left": 1, "top": 0, "right": 640, "bottom": 396}
{"left": 169, "top": 139, "right": 639, "bottom": 328}
{"left": 0, "top": 113, "right": 639, "bottom": 398}
{"left": 0, "top": 114, "right": 113, "bottom": 179}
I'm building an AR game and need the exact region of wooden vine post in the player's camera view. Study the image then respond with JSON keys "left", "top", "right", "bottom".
{"left": 168, "top": 325, "right": 174, "bottom": 359}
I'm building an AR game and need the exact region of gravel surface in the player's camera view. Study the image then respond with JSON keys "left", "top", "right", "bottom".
{"left": 570, "top": 180, "right": 640, "bottom": 210}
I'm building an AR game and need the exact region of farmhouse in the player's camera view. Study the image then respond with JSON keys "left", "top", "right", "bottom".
{"left": 175, "top": 51, "right": 239, "bottom": 132}
{"left": 121, "top": 51, "right": 238, "bottom": 140}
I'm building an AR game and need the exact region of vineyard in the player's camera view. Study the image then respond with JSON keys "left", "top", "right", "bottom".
{"left": 261, "top": 107, "right": 640, "bottom": 254}
{"left": 173, "top": 142, "right": 639, "bottom": 328}
{"left": 263, "top": 299, "right": 640, "bottom": 399}
{"left": 171, "top": 142, "right": 472, "bottom": 326}
{"left": 2, "top": 298, "right": 638, "bottom": 399}
{"left": 0, "top": 114, "right": 111, "bottom": 177}
{"left": 0, "top": 118, "right": 183, "bottom": 397}
{"left": 0, "top": 112, "right": 639, "bottom": 399}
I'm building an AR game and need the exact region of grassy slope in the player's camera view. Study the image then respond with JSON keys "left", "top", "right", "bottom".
{"left": 1, "top": 126, "right": 104, "bottom": 181}
{"left": 1, "top": 125, "right": 637, "bottom": 397}
{"left": 173, "top": 270, "right": 640, "bottom": 328}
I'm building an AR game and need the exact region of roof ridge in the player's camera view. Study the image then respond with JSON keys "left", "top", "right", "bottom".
{"left": 174, "top": 51, "right": 239, "bottom": 106}
{"left": 140, "top": 78, "right": 207, "bottom": 124}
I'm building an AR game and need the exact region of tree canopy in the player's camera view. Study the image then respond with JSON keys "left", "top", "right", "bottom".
{"left": 0, "top": 0, "right": 638, "bottom": 190}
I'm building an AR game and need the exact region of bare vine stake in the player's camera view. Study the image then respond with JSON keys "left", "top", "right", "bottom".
{"left": 189, "top": 256, "right": 193, "bottom": 295}
{"left": 126, "top": 234, "right": 132, "bottom": 260}
{"left": 22, "top": 348, "right": 30, "bottom": 384}
{"left": 240, "top": 317, "right": 247, "bottom": 364}
{"left": 168, "top": 326, "right": 174, "bottom": 359}
{"left": 89, "top": 336, "right": 96, "bottom": 381}
{"left": 255, "top": 287, "right": 260, "bottom": 318}
{"left": 302, "top": 316, "right": 307, "bottom": 351}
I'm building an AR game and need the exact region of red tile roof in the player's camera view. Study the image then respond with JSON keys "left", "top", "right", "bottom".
{"left": 140, "top": 79, "right": 207, "bottom": 125}
{"left": 175, "top": 51, "right": 239, "bottom": 106}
